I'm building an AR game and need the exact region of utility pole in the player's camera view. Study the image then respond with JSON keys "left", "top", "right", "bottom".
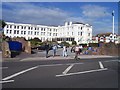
{"left": 112, "top": 10, "right": 115, "bottom": 42}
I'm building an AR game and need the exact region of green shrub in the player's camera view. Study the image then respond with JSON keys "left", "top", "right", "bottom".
{"left": 89, "top": 43, "right": 99, "bottom": 47}
{"left": 61, "top": 41, "right": 70, "bottom": 47}
{"left": 72, "top": 41, "right": 77, "bottom": 45}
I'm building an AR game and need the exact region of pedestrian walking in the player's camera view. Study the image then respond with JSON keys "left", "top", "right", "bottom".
{"left": 79, "top": 45, "right": 83, "bottom": 54}
{"left": 63, "top": 45, "right": 67, "bottom": 57}
{"left": 74, "top": 45, "right": 80, "bottom": 60}
{"left": 45, "top": 43, "right": 49, "bottom": 58}
{"left": 52, "top": 44, "right": 57, "bottom": 57}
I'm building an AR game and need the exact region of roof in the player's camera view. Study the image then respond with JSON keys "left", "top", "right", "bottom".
{"left": 72, "top": 22, "right": 85, "bottom": 25}
{"left": 72, "top": 22, "right": 92, "bottom": 27}
{"left": 96, "top": 32, "right": 117, "bottom": 37}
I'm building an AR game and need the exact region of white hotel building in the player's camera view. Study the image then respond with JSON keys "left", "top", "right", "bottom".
{"left": 4, "top": 22, "right": 92, "bottom": 45}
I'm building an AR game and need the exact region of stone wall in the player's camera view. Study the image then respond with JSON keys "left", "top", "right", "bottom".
{"left": 2, "top": 37, "right": 31, "bottom": 58}
{"left": 2, "top": 41, "right": 11, "bottom": 58}
{"left": 95, "top": 43, "right": 119, "bottom": 56}
{"left": 11, "top": 37, "right": 31, "bottom": 54}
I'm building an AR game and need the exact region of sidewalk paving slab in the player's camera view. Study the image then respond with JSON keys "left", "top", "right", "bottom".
{"left": 19, "top": 55, "right": 118, "bottom": 62}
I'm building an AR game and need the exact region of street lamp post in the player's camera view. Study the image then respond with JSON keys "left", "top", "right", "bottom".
{"left": 112, "top": 10, "right": 115, "bottom": 42}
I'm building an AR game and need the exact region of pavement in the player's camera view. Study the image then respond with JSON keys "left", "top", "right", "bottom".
{"left": 3, "top": 53, "right": 118, "bottom": 62}
{"left": 23, "top": 55, "right": 119, "bottom": 61}
{"left": 1, "top": 48, "right": 119, "bottom": 62}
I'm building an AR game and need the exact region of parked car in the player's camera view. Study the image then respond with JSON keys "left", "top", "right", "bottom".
{"left": 36, "top": 45, "right": 53, "bottom": 50}
{"left": 57, "top": 44, "right": 63, "bottom": 48}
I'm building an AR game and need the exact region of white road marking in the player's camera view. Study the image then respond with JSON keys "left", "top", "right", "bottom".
{"left": 62, "top": 64, "right": 74, "bottom": 74}
{"left": 2, "top": 63, "right": 83, "bottom": 81}
{"left": 56, "top": 68, "right": 108, "bottom": 77}
{"left": 99, "top": 61, "right": 104, "bottom": 69}
{"left": 2, "top": 66, "right": 39, "bottom": 81}
{"left": 0, "top": 67, "right": 8, "bottom": 69}
{"left": 0, "top": 80, "right": 14, "bottom": 84}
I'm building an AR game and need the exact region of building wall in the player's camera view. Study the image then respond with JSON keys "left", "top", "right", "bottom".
{"left": 4, "top": 22, "right": 58, "bottom": 42}
{"left": 4, "top": 22, "right": 92, "bottom": 45}
{"left": 93, "top": 34, "right": 119, "bottom": 44}
{"left": 57, "top": 22, "right": 92, "bottom": 45}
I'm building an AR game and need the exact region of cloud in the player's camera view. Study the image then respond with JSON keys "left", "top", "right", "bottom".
{"left": 81, "top": 4, "right": 111, "bottom": 18}
{"left": 2, "top": 3, "right": 118, "bottom": 35}
{"left": 2, "top": 3, "right": 69, "bottom": 25}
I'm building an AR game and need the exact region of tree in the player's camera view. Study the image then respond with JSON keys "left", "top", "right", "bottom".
{"left": 0, "top": 20, "right": 7, "bottom": 29}
{"left": 72, "top": 41, "right": 77, "bottom": 45}
{"left": 29, "top": 38, "right": 42, "bottom": 47}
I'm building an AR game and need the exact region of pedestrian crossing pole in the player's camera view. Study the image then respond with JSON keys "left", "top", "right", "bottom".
{"left": 112, "top": 10, "right": 115, "bottom": 42}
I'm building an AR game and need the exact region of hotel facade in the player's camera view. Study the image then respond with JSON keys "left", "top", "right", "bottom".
{"left": 4, "top": 22, "right": 92, "bottom": 45}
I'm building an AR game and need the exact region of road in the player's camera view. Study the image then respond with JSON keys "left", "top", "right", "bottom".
{"left": 1, "top": 58, "right": 119, "bottom": 88}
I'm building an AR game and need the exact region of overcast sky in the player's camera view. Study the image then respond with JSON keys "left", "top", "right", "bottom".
{"left": 1, "top": 2, "right": 118, "bottom": 35}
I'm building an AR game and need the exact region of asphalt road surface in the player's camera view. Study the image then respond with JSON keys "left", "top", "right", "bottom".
{"left": 1, "top": 58, "right": 119, "bottom": 88}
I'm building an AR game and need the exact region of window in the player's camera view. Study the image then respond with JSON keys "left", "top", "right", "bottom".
{"left": 37, "top": 32, "right": 39, "bottom": 35}
{"left": 10, "top": 25, "right": 12, "bottom": 28}
{"left": 28, "top": 27, "right": 30, "bottom": 30}
{"left": 17, "top": 31, "right": 19, "bottom": 34}
{"left": 72, "top": 32, "right": 73, "bottom": 35}
{"left": 6, "top": 30, "right": 9, "bottom": 33}
{"left": 10, "top": 30, "right": 12, "bottom": 34}
{"left": 31, "top": 31, "right": 32, "bottom": 35}
{"left": 31, "top": 27, "right": 33, "bottom": 30}
{"left": 21, "top": 31, "right": 23, "bottom": 34}
{"left": 81, "top": 32, "right": 82, "bottom": 36}
{"left": 17, "top": 26, "right": 19, "bottom": 29}
{"left": 24, "top": 31, "right": 26, "bottom": 35}
{"left": 14, "top": 30, "right": 17, "bottom": 34}
{"left": 81, "top": 27, "right": 82, "bottom": 30}
{"left": 21, "top": 26, "right": 23, "bottom": 29}
{"left": 35, "top": 27, "right": 36, "bottom": 30}
{"left": 66, "top": 38, "right": 69, "bottom": 41}
{"left": 44, "top": 28, "right": 45, "bottom": 31}
{"left": 14, "top": 25, "right": 16, "bottom": 29}
{"left": 28, "top": 31, "right": 30, "bottom": 35}
{"left": 7, "top": 25, "right": 9, "bottom": 28}
{"left": 88, "top": 33, "right": 90, "bottom": 36}
{"left": 44, "top": 32, "right": 45, "bottom": 35}
{"left": 50, "top": 33, "right": 51, "bottom": 36}
{"left": 34, "top": 32, "right": 36, "bottom": 35}
{"left": 24, "top": 26, "right": 26, "bottom": 29}
{"left": 41, "top": 28, "right": 43, "bottom": 31}
{"left": 41, "top": 32, "right": 43, "bottom": 35}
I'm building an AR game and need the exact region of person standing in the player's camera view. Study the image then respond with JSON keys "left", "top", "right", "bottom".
{"left": 52, "top": 45, "right": 57, "bottom": 57}
{"left": 74, "top": 45, "right": 80, "bottom": 60}
{"left": 45, "top": 43, "right": 49, "bottom": 58}
{"left": 63, "top": 45, "right": 67, "bottom": 57}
